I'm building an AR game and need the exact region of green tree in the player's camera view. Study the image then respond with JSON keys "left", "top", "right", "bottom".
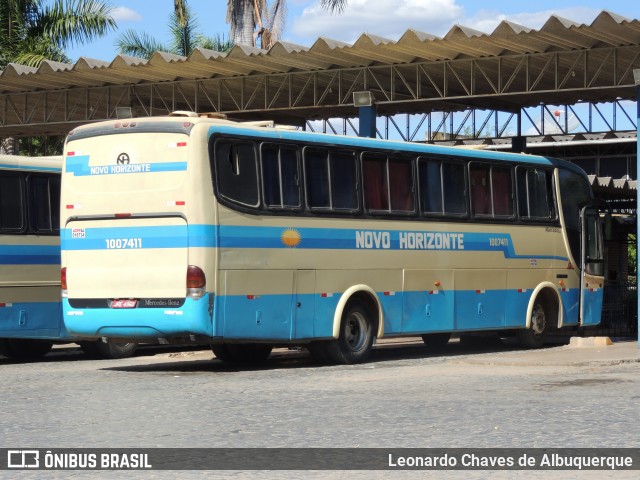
{"left": 0, "top": 0, "right": 116, "bottom": 69}
{"left": 226, "top": 0, "right": 348, "bottom": 49}
{"left": 116, "top": 0, "right": 233, "bottom": 59}
{"left": 0, "top": 0, "right": 115, "bottom": 155}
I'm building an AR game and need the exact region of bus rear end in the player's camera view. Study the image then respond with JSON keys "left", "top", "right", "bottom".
{"left": 61, "top": 117, "right": 214, "bottom": 341}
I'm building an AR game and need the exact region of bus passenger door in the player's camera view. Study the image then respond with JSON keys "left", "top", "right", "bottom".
{"left": 579, "top": 206, "right": 605, "bottom": 326}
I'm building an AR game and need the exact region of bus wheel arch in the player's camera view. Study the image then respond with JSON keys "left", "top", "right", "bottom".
{"left": 332, "top": 285, "right": 383, "bottom": 340}
{"left": 308, "top": 286, "right": 381, "bottom": 365}
{"left": 520, "top": 284, "right": 561, "bottom": 348}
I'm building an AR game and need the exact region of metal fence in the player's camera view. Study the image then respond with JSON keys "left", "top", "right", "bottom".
{"left": 582, "top": 282, "right": 638, "bottom": 339}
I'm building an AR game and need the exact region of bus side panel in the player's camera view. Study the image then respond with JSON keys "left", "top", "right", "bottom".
{"left": 402, "top": 270, "right": 454, "bottom": 333}
{"left": 0, "top": 299, "right": 62, "bottom": 339}
{"left": 560, "top": 289, "right": 580, "bottom": 325}
{"left": 504, "top": 270, "right": 538, "bottom": 328}
{"left": 293, "top": 270, "right": 316, "bottom": 340}
{"left": 222, "top": 270, "right": 294, "bottom": 340}
{"left": 0, "top": 240, "right": 63, "bottom": 339}
{"left": 581, "top": 287, "right": 604, "bottom": 326}
{"left": 455, "top": 270, "right": 508, "bottom": 329}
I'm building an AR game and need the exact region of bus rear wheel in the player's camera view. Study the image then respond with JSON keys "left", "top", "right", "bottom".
{"left": 322, "top": 300, "right": 376, "bottom": 365}
{"left": 211, "top": 343, "right": 272, "bottom": 364}
{"left": 0, "top": 339, "right": 53, "bottom": 360}
{"left": 518, "top": 298, "right": 551, "bottom": 349}
{"left": 80, "top": 340, "right": 138, "bottom": 359}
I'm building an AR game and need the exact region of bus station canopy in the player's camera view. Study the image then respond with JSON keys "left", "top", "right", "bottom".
{"left": 0, "top": 10, "right": 639, "bottom": 136}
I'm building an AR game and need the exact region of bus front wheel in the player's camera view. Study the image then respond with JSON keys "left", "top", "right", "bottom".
{"left": 323, "top": 300, "right": 376, "bottom": 364}
{"left": 0, "top": 339, "right": 53, "bottom": 360}
{"left": 518, "top": 298, "right": 552, "bottom": 348}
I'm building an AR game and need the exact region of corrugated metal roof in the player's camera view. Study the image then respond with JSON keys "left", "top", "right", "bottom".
{"left": 0, "top": 10, "right": 638, "bottom": 137}
{"left": 1, "top": 10, "right": 638, "bottom": 93}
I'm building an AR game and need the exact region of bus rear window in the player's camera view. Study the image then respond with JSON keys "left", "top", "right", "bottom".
{"left": 214, "top": 140, "right": 259, "bottom": 208}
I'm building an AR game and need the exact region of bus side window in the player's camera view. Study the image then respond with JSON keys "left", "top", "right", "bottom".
{"left": 261, "top": 144, "right": 301, "bottom": 209}
{"left": 470, "top": 164, "right": 491, "bottom": 216}
{"left": 492, "top": 166, "right": 513, "bottom": 217}
{"left": 304, "top": 148, "right": 330, "bottom": 209}
{"left": 280, "top": 147, "right": 300, "bottom": 208}
{"left": 362, "top": 154, "right": 389, "bottom": 211}
{"left": 418, "top": 158, "right": 443, "bottom": 214}
{"left": 388, "top": 158, "right": 414, "bottom": 212}
{"left": 443, "top": 162, "right": 466, "bottom": 215}
{"left": 0, "top": 172, "right": 25, "bottom": 232}
{"left": 214, "top": 140, "right": 259, "bottom": 208}
{"left": 330, "top": 151, "right": 358, "bottom": 211}
{"left": 517, "top": 167, "right": 555, "bottom": 220}
{"left": 471, "top": 164, "right": 514, "bottom": 218}
{"left": 419, "top": 159, "right": 466, "bottom": 216}
{"left": 50, "top": 175, "right": 61, "bottom": 231}
{"left": 28, "top": 175, "right": 57, "bottom": 232}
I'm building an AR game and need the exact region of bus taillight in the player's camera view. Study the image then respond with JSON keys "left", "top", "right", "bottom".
{"left": 61, "top": 267, "right": 68, "bottom": 297}
{"left": 187, "top": 265, "right": 206, "bottom": 299}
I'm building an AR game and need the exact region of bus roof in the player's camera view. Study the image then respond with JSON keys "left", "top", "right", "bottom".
{"left": 0, "top": 154, "right": 62, "bottom": 172}
{"left": 67, "top": 114, "right": 588, "bottom": 178}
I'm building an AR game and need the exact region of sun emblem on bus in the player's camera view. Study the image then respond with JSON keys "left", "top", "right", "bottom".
{"left": 281, "top": 229, "right": 301, "bottom": 248}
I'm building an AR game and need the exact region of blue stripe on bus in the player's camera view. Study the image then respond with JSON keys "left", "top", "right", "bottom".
{"left": 0, "top": 163, "right": 61, "bottom": 172}
{"left": 62, "top": 288, "right": 582, "bottom": 341}
{"left": 65, "top": 155, "right": 187, "bottom": 176}
{"left": 0, "top": 245, "right": 60, "bottom": 265}
{"left": 60, "top": 224, "right": 568, "bottom": 261}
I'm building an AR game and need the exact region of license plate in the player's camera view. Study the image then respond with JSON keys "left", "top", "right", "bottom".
{"left": 111, "top": 299, "right": 138, "bottom": 309}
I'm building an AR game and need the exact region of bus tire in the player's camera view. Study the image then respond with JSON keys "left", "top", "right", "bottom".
{"left": 80, "top": 340, "right": 137, "bottom": 359}
{"left": 324, "top": 300, "right": 376, "bottom": 364}
{"left": 307, "top": 341, "right": 332, "bottom": 364}
{"left": 212, "top": 344, "right": 272, "bottom": 363}
{"left": 211, "top": 344, "right": 233, "bottom": 362}
{"left": 421, "top": 333, "right": 451, "bottom": 350}
{"left": 0, "top": 339, "right": 53, "bottom": 360}
{"left": 518, "top": 295, "right": 553, "bottom": 349}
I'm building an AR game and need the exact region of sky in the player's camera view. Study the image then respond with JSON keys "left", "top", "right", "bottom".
{"left": 59, "top": 0, "right": 639, "bottom": 62}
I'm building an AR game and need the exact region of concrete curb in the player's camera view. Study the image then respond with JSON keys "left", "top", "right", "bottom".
{"left": 568, "top": 336, "right": 614, "bottom": 348}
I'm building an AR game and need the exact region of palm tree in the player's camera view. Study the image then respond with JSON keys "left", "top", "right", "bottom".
{"left": 117, "top": 0, "right": 233, "bottom": 59}
{"left": 226, "top": 0, "right": 348, "bottom": 49}
{"left": 0, "top": 0, "right": 115, "bottom": 154}
{"left": 0, "top": 0, "right": 116, "bottom": 69}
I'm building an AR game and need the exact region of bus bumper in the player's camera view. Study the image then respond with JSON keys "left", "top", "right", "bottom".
{"left": 62, "top": 296, "right": 213, "bottom": 340}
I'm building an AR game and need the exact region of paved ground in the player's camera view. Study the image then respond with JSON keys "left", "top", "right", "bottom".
{"left": 0, "top": 337, "right": 638, "bottom": 479}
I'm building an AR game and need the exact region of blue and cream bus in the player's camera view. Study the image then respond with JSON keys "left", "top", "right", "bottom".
{"left": 0, "top": 154, "right": 136, "bottom": 360}
{"left": 59, "top": 112, "right": 605, "bottom": 364}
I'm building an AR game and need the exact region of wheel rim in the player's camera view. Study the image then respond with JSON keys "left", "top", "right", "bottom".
{"left": 531, "top": 303, "right": 547, "bottom": 336}
{"left": 343, "top": 310, "right": 368, "bottom": 352}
